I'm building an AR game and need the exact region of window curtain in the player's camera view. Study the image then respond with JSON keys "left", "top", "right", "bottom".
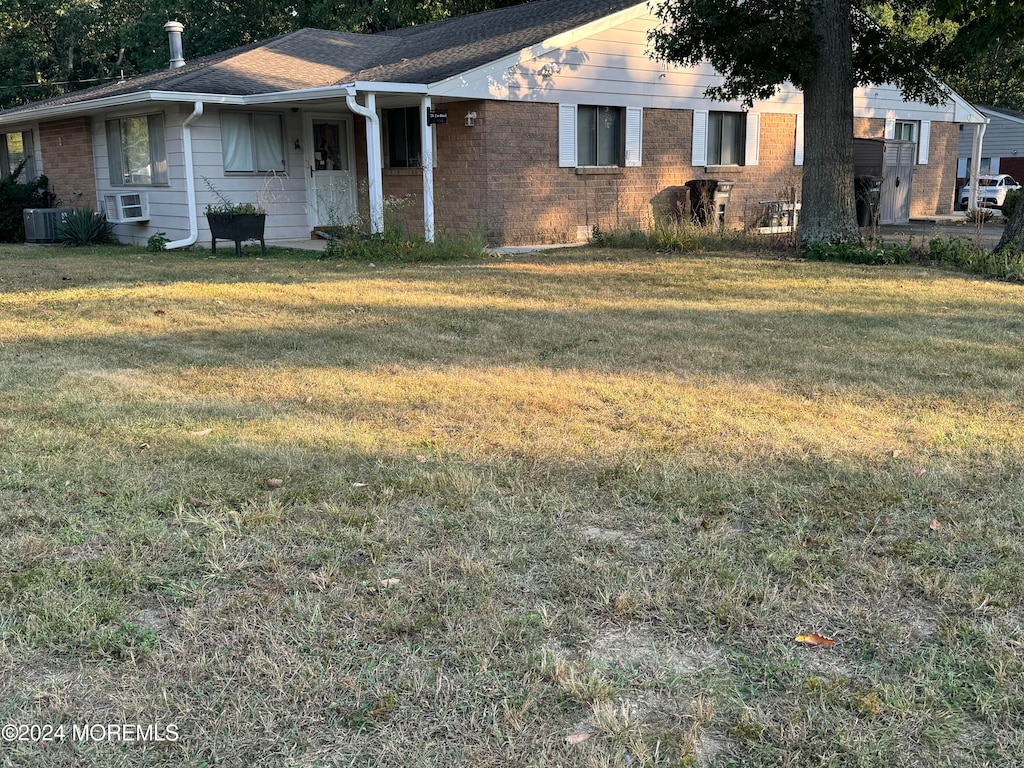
{"left": 147, "top": 114, "right": 167, "bottom": 184}
{"left": 222, "top": 113, "right": 253, "bottom": 172}
{"left": 253, "top": 114, "right": 284, "bottom": 172}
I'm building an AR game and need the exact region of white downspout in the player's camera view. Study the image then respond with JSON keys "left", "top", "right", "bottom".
{"left": 967, "top": 120, "right": 988, "bottom": 213}
{"left": 419, "top": 96, "right": 435, "bottom": 243}
{"left": 346, "top": 87, "right": 384, "bottom": 234}
{"left": 165, "top": 101, "right": 203, "bottom": 249}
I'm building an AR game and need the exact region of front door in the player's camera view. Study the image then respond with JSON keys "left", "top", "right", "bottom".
{"left": 307, "top": 118, "right": 356, "bottom": 229}
{"left": 879, "top": 141, "right": 915, "bottom": 225}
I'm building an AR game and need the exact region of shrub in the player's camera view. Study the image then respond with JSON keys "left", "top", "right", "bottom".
{"left": 1002, "top": 189, "right": 1021, "bottom": 220}
{"left": 965, "top": 207, "right": 995, "bottom": 224}
{"left": 147, "top": 232, "right": 170, "bottom": 252}
{"left": 320, "top": 226, "right": 484, "bottom": 263}
{"left": 928, "top": 235, "right": 1024, "bottom": 280}
{"left": 58, "top": 209, "right": 117, "bottom": 246}
{"left": 0, "top": 160, "right": 54, "bottom": 242}
{"left": 802, "top": 240, "right": 911, "bottom": 265}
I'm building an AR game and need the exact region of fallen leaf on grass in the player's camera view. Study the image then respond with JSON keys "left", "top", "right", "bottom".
{"left": 379, "top": 578, "right": 402, "bottom": 587}
{"left": 190, "top": 428, "right": 213, "bottom": 436}
{"left": 263, "top": 477, "right": 284, "bottom": 488}
{"left": 352, "top": 482, "right": 368, "bottom": 488}
{"left": 153, "top": 309, "right": 169, "bottom": 316}
{"left": 912, "top": 468, "right": 927, "bottom": 479}
{"left": 566, "top": 732, "right": 592, "bottom": 745}
{"left": 415, "top": 455, "right": 428, "bottom": 463}
{"left": 929, "top": 519, "right": 942, "bottom": 531}
{"left": 795, "top": 633, "right": 836, "bottom": 647}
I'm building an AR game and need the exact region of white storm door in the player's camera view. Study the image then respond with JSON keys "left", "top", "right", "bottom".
{"left": 307, "top": 118, "right": 356, "bottom": 228}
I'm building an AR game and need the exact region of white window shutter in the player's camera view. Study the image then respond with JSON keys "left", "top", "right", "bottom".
{"left": 558, "top": 104, "right": 577, "bottom": 167}
{"left": 917, "top": 120, "right": 930, "bottom": 164}
{"left": 884, "top": 118, "right": 895, "bottom": 140}
{"left": 745, "top": 112, "right": 760, "bottom": 166}
{"left": 625, "top": 107, "right": 643, "bottom": 167}
{"left": 692, "top": 109, "right": 708, "bottom": 166}
{"left": 991, "top": 157, "right": 1000, "bottom": 174}
{"left": 794, "top": 113, "right": 804, "bottom": 166}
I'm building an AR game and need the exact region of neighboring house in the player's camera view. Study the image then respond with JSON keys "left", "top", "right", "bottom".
{"left": 0, "top": 0, "right": 986, "bottom": 246}
{"left": 956, "top": 105, "right": 1024, "bottom": 205}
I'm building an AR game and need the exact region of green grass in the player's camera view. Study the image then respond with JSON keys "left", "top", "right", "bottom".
{"left": 0, "top": 243, "right": 1022, "bottom": 766}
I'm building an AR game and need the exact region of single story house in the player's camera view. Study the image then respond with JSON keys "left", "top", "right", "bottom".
{"left": 0, "top": 0, "right": 986, "bottom": 247}
{"left": 956, "top": 105, "right": 1024, "bottom": 196}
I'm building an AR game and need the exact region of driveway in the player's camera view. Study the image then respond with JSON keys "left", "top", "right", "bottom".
{"left": 878, "top": 215, "right": 1005, "bottom": 250}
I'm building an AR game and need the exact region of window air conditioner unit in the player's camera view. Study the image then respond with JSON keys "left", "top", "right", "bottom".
{"left": 23, "top": 208, "right": 73, "bottom": 244}
{"left": 103, "top": 192, "right": 149, "bottom": 223}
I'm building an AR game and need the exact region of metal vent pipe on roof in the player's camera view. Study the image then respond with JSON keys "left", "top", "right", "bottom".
{"left": 164, "top": 21, "right": 185, "bottom": 69}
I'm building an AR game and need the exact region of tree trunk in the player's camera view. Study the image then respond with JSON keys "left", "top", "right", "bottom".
{"left": 995, "top": 198, "right": 1024, "bottom": 253}
{"left": 798, "top": 0, "right": 861, "bottom": 248}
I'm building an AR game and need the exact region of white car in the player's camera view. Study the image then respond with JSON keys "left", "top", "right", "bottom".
{"left": 959, "top": 174, "right": 1022, "bottom": 209}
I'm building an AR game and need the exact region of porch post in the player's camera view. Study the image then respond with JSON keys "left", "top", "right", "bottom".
{"left": 968, "top": 121, "right": 987, "bottom": 213}
{"left": 346, "top": 87, "right": 384, "bottom": 234}
{"left": 420, "top": 96, "right": 435, "bottom": 243}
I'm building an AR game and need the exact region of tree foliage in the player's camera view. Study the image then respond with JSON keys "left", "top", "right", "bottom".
{"left": 0, "top": 0, "right": 527, "bottom": 109}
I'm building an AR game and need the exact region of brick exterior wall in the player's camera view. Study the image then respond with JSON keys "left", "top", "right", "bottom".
{"left": 38, "top": 118, "right": 96, "bottom": 209}
{"left": 358, "top": 105, "right": 961, "bottom": 245}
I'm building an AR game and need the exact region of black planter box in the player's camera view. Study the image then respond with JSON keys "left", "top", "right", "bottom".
{"left": 207, "top": 213, "right": 266, "bottom": 257}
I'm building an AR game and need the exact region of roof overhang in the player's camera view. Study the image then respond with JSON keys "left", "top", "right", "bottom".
{"left": 0, "top": 81, "right": 429, "bottom": 128}
{"left": 976, "top": 105, "right": 1024, "bottom": 127}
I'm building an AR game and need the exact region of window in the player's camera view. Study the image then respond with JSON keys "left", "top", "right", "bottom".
{"left": 894, "top": 120, "right": 917, "bottom": 142}
{"left": 385, "top": 107, "right": 422, "bottom": 168}
{"left": 577, "top": 105, "right": 623, "bottom": 166}
{"left": 106, "top": 114, "right": 167, "bottom": 186}
{"left": 1, "top": 131, "right": 35, "bottom": 180}
{"left": 558, "top": 105, "right": 642, "bottom": 169}
{"left": 221, "top": 112, "right": 285, "bottom": 173}
{"left": 708, "top": 112, "right": 746, "bottom": 166}
{"left": 888, "top": 119, "right": 930, "bottom": 164}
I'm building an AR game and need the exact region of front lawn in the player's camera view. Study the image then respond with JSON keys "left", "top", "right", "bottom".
{"left": 1, "top": 245, "right": 1022, "bottom": 766}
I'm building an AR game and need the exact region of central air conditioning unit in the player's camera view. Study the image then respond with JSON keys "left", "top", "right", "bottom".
{"left": 103, "top": 192, "right": 149, "bottom": 223}
{"left": 23, "top": 208, "right": 73, "bottom": 244}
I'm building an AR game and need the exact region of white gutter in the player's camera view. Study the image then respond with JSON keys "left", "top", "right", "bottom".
{"left": 0, "top": 82, "right": 430, "bottom": 129}
{"left": 165, "top": 101, "right": 203, "bottom": 249}
{"left": 345, "top": 86, "right": 384, "bottom": 234}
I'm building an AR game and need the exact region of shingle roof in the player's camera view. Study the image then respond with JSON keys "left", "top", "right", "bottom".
{"left": 0, "top": 0, "right": 640, "bottom": 119}
{"left": 979, "top": 105, "right": 1024, "bottom": 123}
